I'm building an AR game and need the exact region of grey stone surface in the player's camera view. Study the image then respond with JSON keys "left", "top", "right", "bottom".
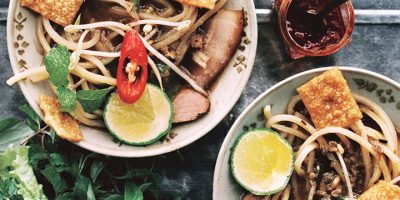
{"left": 1, "top": 1, "right": 400, "bottom": 200}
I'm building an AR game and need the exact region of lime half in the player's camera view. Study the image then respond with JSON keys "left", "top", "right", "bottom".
{"left": 104, "top": 84, "right": 173, "bottom": 146}
{"left": 230, "top": 129, "right": 294, "bottom": 195}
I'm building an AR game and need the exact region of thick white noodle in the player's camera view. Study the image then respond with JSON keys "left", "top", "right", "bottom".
{"left": 65, "top": 20, "right": 191, "bottom": 32}
{"left": 354, "top": 94, "right": 397, "bottom": 151}
{"left": 148, "top": 56, "right": 163, "bottom": 90}
{"left": 139, "top": 35, "right": 207, "bottom": 95}
{"left": 336, "top": 150, "right": 354, "bottom": 200}
{"left": 294, "top": 143, "right": 318, "bottom": 176}
{"left": 6, "top": 67, "right": 47, "bottom": 86}
{"left": 360, "top": 106, "right": 395, "bottom": 152}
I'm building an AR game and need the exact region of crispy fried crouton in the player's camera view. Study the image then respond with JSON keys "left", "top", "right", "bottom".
{"left": 39, "top": 96, "right": 83, "bottom": 142}
{"left": 359, "top": 181, "right": 400, "bottom": 200}
{"left": 175, "top": 0, "right": 216, "bottom": 9}
{"left": 297, "top": 68, "right": 362, "bottom": 129}
{"left": 20, "top": 0, "right": 83, "bottom": 27}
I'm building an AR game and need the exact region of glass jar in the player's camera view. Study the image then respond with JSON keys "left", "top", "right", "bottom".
{"left": 274, "top": 0, "right": 355, "bottom": 59}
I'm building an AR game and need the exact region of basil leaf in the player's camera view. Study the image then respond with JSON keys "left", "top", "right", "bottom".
{"left": 44, "top": 46, "right": 71, "bottom": 87}
{"left": 56, "top": 87, "right": 77, "bottom": 113}
{"left": 124, "top": 182, "right": 143, "bottom": 200}
{"left": 0, "top": 120, "right": 33, "bottom": 152}
{"left": 77, "top": 87, "right": 114, "bottom": 113}
{"left": 41, "top": 165, "right": 68, "bottom": 195}
{"left": 19, "top": 105, "right": 41, "bottom": 131}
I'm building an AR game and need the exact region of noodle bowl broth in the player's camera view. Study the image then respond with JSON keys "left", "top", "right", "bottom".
{"left": 213, "top": 67, "right": 400, "bottom": 199}
{"left": 7, "top": 0, "right": 257, "bottom": 157}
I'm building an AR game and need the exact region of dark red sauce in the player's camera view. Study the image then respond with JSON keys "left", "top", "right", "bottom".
{"left": 286, "top": 0, "right": 346, "bottom": 50}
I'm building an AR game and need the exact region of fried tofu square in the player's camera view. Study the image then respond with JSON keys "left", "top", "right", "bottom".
{"left": 175, "top": 0, "right": 216, "bottom": 9}
{"left": 359, "top": 181, "right": 400, "bottom": 200}
{"left": 20, "top": 0, "right": 83, "bottom": 27}
{"left": 297, "top": 68, "right": 362, "bottom": 129}
{"left": 39, "top": 96, "right": 83, "bottom": 142}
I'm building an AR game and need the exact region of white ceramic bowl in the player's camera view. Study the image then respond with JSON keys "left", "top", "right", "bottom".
{"left": 213, "top": 67, "right": 400, "bottom": 199}
{"left": 7, "top": 0, "right": 258, "bottom": 157}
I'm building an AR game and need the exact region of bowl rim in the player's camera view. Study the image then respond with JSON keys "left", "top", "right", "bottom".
{"left": 6, "top": 0, "right": 258, "bottom": 157}
{"left": 212, "top": 66, "right": 400, "bottom": 198}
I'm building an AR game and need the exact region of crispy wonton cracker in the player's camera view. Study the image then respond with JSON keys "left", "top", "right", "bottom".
{"left": 175, "top": 0, "right": 216, "bottom": 9}
{"left": 39, "top": 96, "right": 83, "bottom": 142}
{"left": 297, "top": 68, "right": 362, "bottom": 129}
{"left": 20, "top": 0, "right": 83, "bottom": 27}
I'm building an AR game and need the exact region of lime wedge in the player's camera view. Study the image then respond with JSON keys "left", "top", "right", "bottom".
{"left": 230, "top": 129, "right": 294, "bottom": 195}
{"left": 104, "top": 84, "right": 173, "bottom": 146}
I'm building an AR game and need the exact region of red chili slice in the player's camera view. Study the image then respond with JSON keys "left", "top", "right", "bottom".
{"left": 117, "top": 30, "right": 148, "bottom": 104}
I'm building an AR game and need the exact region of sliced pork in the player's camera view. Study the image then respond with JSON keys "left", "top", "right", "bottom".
{"left": 172, "top": 88, "right": 211, "bottom": 123}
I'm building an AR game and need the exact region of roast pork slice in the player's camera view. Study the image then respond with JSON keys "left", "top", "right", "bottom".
{"left": 187, "top": 10, "right": 244, "bottom": 88}
{"left": 172, "top": 88, "right": 211, "bottom": 123}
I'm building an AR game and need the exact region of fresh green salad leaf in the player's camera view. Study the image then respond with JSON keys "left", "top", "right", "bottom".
{"left": 86, "top": 183, "right": 96, "bottom": 200}
{"left": 0, "top": 178, "right": 19, "bottom": 199}
{"left": 77, "top": 87, "right": 114, "bottom": 113}
{"left": 0, "top": 119, "right": 33, "bottom": 152}
{"left": 19, "top": 105, "right": 41, "bottom": 131}
{"left": 0, "top": 146, "right": 47, "bottom": 200}
{"left": 56, "top": 87, "right": 77, "bottom": 113}
{"left": 44, "top": 46, "right": 71, "bottom": 88}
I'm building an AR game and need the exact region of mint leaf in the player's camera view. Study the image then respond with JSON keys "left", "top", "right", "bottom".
{"left": 77, "top": 87, "right": 114, "bottom": 113}
{"left": 56, "top": 87, "right": 77, "bottom": 113}
{"left": 41, "top": 165, "right": 67, "bottom": 195}
{"left": 44, "top": 46, "right": 70, "bottom": 87}
{"left": 19, "top": 105, "right": 41, "bottom": 131}
{"left": 0, "top": 120, "right": 33, "bottom": 152}
{"left": 124, "top": 182, "right": 143, "bottom": 200}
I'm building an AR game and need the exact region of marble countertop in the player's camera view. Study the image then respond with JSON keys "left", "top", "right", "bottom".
{"left": 1, "top": 1, "right": 400, "bottom": 199}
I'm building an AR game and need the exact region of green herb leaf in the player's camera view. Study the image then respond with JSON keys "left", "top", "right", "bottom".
{"left": 0, "top": 118, "right": 20, "bottom": 133}
{"left": 74, "top": 175, "right": 91, "bottom": 200}
{"left": 138, "top": 183, "right": 151, "bottom": 192}
{"left": 44, "top": 46, "right": 71, "bottom": 87}
{"left": 41, "top": 165, "right": 68, "bottom": 195}
{"left": 0, "top": 120, "right": 33, "bottom": 152}
{"left": 87, "top": 183, "right": 96, "bottom": 200}
{"left": 19, "top": 105, "right": 41, "bottom": 131}
{"left": 55, "top": 192, "right": 76, "bottom": 200}
{"left": 56, "top": 87, "right": 77, "bottom": 113}
{"left": 104, "top": 194, "right": 123, "bottom": 200}
{"left": 124, "top": 182, "right": 143, "bottom": 200}
{"left": 0, "top": 178, "right": 18, "bottom": 198}
{"left": 77, "top": 87, "right": 114, "bottom": 113}
{"left": 28, "top": 144, "right": 47, "bottom": 169}
{"left": 90, "top": 160, "right": 106, "bottom": 182}
{"left": 131, "top": 0, "right": 141, "bottom": 10}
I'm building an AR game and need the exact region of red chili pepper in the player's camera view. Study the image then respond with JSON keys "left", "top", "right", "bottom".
{"left": 117, "top": 30, "right": 148, "bottom": 104}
